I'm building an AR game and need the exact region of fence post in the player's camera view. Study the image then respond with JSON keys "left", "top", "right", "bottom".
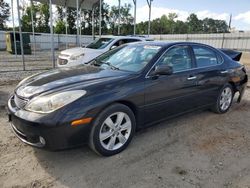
{"left": 221, "top": 33, "right": 225, "bottom": 48}
{"left": 17, "top": 0, "right": 25, "bottom": 71}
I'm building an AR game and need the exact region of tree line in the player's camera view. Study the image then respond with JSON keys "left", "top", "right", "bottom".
{"left": 0, "top": 0, "right": 229, "bottom": 35}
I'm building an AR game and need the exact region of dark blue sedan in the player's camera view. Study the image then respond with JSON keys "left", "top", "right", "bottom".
{"left": 7, "top": 42, "right": 248, "bottom": 156}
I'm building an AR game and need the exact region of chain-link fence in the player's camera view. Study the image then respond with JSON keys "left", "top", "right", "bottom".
{"left": 0, "top": 31, "right": 250, "bottom": 73}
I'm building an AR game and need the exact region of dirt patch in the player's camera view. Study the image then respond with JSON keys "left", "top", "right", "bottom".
{"left": 196, "top": 131, "right": 242, "bottom": 152}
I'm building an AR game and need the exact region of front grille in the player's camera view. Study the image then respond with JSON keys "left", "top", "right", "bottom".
{"left": 14, "top": 95, "right": 28, "bottom": 109}
{"left": 58, "top": 58, "right": 68, "bottom": 65}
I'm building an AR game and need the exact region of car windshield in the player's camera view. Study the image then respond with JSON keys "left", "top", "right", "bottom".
{"left": 86, "top": 38, "right": 114, "bottom": 49}
{"left": 91, "top": 44, "right": 162, "bottom": 72}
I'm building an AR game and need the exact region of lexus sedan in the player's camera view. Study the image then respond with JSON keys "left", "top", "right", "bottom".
{"left": 7, "top": 42, "right": 248, "bottom": 156}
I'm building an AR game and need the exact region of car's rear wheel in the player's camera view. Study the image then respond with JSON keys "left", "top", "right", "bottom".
{"left": 89, "top": 104, "right": 136, "bottom": 156}
{"left": 212, "top": 84, "right": 234, "bottom": 114}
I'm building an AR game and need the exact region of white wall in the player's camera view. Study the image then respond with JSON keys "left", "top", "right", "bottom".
{"left": 0, "top": 31, "right": 94, "bottom": 50}
{"left": 0, "top": 31, "right": 250, "bottom": 51}
{"left": 150, "top": 33, "right": 250, "bottom": 51}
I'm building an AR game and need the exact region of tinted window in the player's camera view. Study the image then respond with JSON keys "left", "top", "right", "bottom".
{"left": 125, "top": 39, "right": 141, "bottom": 43}
{"left": 112, "top": 39, "right": 141, "bottom": 49}
{"left": 112, "top": 40, "right": 126, "bottom": 48}
{"left": 193, "top": 46, "right": 220, "bottom": 68}
{"left": 94, "top": 44, "right": 162, "bottom": 72}
{"left": 157, "top": 46, "right": 192, "bottom": 72}
{"left": 86, "top": 38, "right": 114, "bottom": 49}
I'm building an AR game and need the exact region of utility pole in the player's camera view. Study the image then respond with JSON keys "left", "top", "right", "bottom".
{"left": 147, "top": 0, "right": 153, "bottom": 37}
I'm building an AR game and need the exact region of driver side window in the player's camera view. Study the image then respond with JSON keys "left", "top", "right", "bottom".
{"left": 157, "top": 46, "right": 192, "bottom": 72}
{"left": 110, "top": 40, "right": 125, "bottom": 49}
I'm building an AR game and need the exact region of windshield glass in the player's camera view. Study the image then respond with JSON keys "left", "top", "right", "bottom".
{"left": 86, "top": 38, "right": 114, "bottom": 49}
{"left": 92, "top": 44, "right": 162, "bottom": 72}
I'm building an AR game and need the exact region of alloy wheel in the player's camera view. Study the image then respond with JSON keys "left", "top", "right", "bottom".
{"left": 99, "top": 112, "right": 132, "bottom": 151}
{"left": 219, "top": 87, "right": 233, "bottom": 111}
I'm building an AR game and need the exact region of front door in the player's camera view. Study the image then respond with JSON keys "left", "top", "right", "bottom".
{"left": 144, "top": 45, "right": 201, "bottom": 125}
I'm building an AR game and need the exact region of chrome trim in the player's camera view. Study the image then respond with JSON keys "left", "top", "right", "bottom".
{"left": 220, "top": 70, "right": 229, "bottom": 74}
{"left": 187, "top": 76, "right": 197, "bottom": 80}
{"left": 8, "top": 95, "right": 17, "bottom": 113}
{"left": 14, "top": 95, "right": 28, "bottom": 109}
{"left": 10, "top": 123, "right": 45, "bottom": 148}
{"left": 145, "top": 43, "right": 224, "bottom": 79}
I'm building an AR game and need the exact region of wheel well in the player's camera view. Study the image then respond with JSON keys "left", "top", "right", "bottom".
{"left": 115, "top": 100, "right": 138, "bottom": 118}
{"left": 228, "top": 81, "right": 237, "bottom": 93}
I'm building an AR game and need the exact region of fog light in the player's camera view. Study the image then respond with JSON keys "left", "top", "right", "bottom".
{"left": 39, "top": 136, "right": 46, "bottom": 145}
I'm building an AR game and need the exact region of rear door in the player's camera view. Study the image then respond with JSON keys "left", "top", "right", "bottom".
{"left": 190, "top": 44, "right": 228, "bottom": 105}
{"left": 144, "top": 45, "right": 201, "bottom": 124}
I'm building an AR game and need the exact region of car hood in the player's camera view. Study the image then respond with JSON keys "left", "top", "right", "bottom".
{"left": 15, "top": 66, "right": 130, "bottom": 98}
{"left": 60, "top": 47, "right": 103, "bottom": 57}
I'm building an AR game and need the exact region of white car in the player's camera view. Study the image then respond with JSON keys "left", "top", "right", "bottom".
{"left": 57, "top": 36, "right": 151, "bottom": 67}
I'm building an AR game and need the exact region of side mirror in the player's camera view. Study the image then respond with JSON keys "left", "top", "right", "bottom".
{"left": 153, "top": 65, "right": 173, "bottom": 76}
{"left": 111, "top": 45, "right": 118, "bottom": 50}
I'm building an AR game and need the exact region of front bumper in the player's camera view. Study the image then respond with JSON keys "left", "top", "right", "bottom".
{"left": 7, "top": 95, "right": 92, "bottom": 150}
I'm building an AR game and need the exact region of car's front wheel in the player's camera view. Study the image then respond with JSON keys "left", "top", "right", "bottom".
{"left": 212, "top": 84, "right": 234, "bottom": 114}
{"left": 89, "top": 104, "right": 136, "bottom": 156}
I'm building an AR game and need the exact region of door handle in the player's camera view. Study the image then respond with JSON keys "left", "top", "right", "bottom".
{"left": 187, "top": 76, "right": 197, "bottom": 80}
{"left": 220, "top": 70, "right": 229, "bottom": 74}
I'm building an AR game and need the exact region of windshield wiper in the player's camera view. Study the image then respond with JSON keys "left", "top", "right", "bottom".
{"left": 101, "top": 62, "right": 120, "bottom": 70}
{"left": 90, "top": 60, "right": 120, "bottom": 70}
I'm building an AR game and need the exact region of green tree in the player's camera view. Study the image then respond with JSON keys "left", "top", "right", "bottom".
{"left": 0, "top": 0, "right": 10, "bottom": 30}
{"left": 54, "top": 6, "right": 66, "bottom": 34}
{"left": 109, "top": 5, "right": 119, "bottom": 34}
{"left": 66, "top": 7, "right": 77, "bottom": 34}
{"left": 36, "top": 3, "right": 50, "bottom": 33}
{"left": 174, "top": 20, "right": 188, "bottom": 34}
{"left": 109, "top": 3, "right": 134, "bottom": 35}
{"left": 168, "top": 13, "right": 178, "bottom": 34}
{"left": 92, "top": 2, "right": 110, "bottom": 35}
{"left": 203, "top": 18, "right": 228, "bottom": 33}
{"left": 55, "top": 20, "right": 66, "bottom": 34}
{"left": 120, "top": 3, "right": 134, "bottom": 34}
{"left": 21, "top": 3, "right": 39, "bottom": 32}
{"left": 187, "top": 13, "right": 203, "bottom": 33}
{"left": 57, "top": 5, "right": 64, "bottom": 21}
{"left": 80, "top": 10, "right": 93, "bottom": 35}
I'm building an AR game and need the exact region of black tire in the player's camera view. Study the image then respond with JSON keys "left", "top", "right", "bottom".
{"left": 89, "top": 103, "right": 136, "bottom": 156}
{"left": 211, "top": 84, "right": 234, "bottom": 114}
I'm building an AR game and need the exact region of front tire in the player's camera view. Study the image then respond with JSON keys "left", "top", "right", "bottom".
{"left": 212, "top": 84, "right": 234, "bottom": 114}
{"left": 89, "top": 104, "right": 136, "bottom": 156}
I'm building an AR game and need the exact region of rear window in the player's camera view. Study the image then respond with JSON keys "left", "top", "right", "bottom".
{"left": 86, "top": 38, "right": 114, "bottom": 49}
{"left": 193, "top": 46, "right": 222, "bottom": 68}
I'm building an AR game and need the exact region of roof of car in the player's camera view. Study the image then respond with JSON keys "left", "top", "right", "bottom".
{"left": 126, "top": 41, "right": 217, "bottom": 48}
{"left": 100, "top": 36, "right": 149, "bottom": 40}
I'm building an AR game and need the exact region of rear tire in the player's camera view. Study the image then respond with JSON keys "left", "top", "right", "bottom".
{"left": 89, "top": 103, "right": 136, "bottom": 156}
{"left": 211, "top": 84, "right": 234, "bottom": 114}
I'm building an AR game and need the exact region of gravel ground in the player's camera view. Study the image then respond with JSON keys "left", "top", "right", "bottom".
{"left": 0, "top": 51, "right": 250, "bottom": 188}
{"left": 0, "top": 83, "right": 250, "bottom": 188}
{"left": 0, "top": 51, "right": 58, "bottom": 72}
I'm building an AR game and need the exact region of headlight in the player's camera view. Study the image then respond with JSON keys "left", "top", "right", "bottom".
{"left": 25, "top": 90, "right": 86, "bottom": 113}
{"left": 70, "top": 53, "right": 85, "bottom": 60}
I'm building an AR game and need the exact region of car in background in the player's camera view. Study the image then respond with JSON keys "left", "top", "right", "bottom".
{"left": 57, "top": 36, "right": 151, "bottom": 67}
{"left": 7, "top": 42, "right": 248, "bottom": 156}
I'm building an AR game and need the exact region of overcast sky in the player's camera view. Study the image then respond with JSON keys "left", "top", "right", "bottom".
{"left": 6, "top": 0, "right": 250, "bottom": 30}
